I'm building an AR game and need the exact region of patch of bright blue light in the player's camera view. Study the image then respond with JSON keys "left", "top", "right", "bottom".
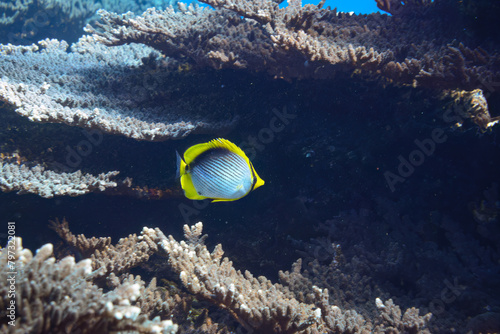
{"left": 280, "top": 0, "right": 381, "bottom": 14}
{"left": 196, "top": 0, "right": 382, "bottom": 14}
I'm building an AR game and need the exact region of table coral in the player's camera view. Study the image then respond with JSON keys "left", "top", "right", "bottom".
{"left": 0, "top": 38, "right": 236, "bottom": 142}
{"left": 0, "top": 160, "right": 119, "bottom": 198}
{"left": 88, "top": 0, "right": 500, "bottom": 91}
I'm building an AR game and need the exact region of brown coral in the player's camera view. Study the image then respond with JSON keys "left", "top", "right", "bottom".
{"left": 88, "top": 0, "right": 500, "bottom": 92}
{"left": 0, "top": 237, "right": 178, "bottom": 333}
{"left": 50, "top": 218, "right": 159, "bottom": 278}
{"left": 8, "top": 219, "right": 436, "bottom": 333}
{"left": 146, "top": 222, "right": 433, "bottom": 333}
{"left": 49, "top": 217, "right": 112, "bottom": 257}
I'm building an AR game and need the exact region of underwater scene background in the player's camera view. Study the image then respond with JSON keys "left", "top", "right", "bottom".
{"left": 1, "top": 0, "right": 500, "bottom": 333}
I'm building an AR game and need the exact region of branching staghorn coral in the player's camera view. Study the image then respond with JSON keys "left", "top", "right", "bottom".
{"left": 0, "top": 0, "right": 99, "bottom": 45}
{"left": 146, "top": 222, "right": 433, "bottom": 333}
{"left": 150, "top": 223, "right": 328, "bottom": 332}
{"left": 50, "top": 218, "right": 159, "bottom": 278}
{"left": 0, "top": 0, "right": 33, "bottom": 26}
{"left": 90, "top": 230, "right": 159, "bottom": 278}
{"left": 440, "top": 88, "right": 500, "bottom": 132}
{"left": 106, "top": 273, "right": 193, "bottom": 325}
{"left": 0, "top": 0, "right": 181, "bottom": 44}
{"left": 2, "top": 0, "right": 498, "bottom": 158}
{"left": 0, "top": 237, "right": 178, "bottom": 333}
{"left": 374, "top": 298, "right": 432, "bottom": 333}
{"left": 0, "top": 0, "right": 98, "bottom": 26}
{"left": 27, "top": 219, "right": 436, "bottom": 333}
{"left": 49, "top": 217, "right": 112, "bottom": 257}
{"left": 87, "top": 0, "right": 500, "bottom": 92}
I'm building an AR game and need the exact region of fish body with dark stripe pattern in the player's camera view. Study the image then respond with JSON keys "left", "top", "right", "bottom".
{"left": 176, "top": 138, "right": 265, "bottom": 202}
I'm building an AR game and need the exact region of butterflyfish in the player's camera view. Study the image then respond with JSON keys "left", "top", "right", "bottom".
{"left": 176, "top": 138, "right": 264, "bottom": 202}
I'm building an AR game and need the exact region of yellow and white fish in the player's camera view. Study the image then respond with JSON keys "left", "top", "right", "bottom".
{"left": 176, "top": 138, "right": 264, "bottom": 202}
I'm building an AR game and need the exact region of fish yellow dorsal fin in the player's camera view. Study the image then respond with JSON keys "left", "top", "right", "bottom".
{"left": 211, "top": 138, "right": 249, "bottom": 160}
{"left": 183, "top": 141, "right": 213, "bottom": 165}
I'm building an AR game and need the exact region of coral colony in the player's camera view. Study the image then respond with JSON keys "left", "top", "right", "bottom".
{"left": 1, "top": 0, "right": 500, "bottom": 333}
